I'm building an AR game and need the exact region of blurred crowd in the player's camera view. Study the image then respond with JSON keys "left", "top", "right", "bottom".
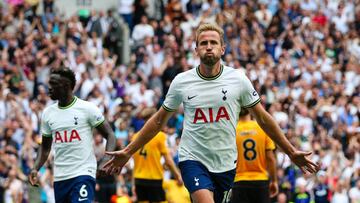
{"left": 0, "top": 0, "right": 359, "bottom": 202}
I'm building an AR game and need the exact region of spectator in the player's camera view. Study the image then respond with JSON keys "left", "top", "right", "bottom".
{"left": 3, "top": 167, "right": 24, "bottom": 203}
{"left": 312, "top": 170, "right": 330, "bottom": 203}
{"left": 118, "top": 0, "right": 134, "bottom": 30}
{"left": 331, "top": 180, "right": 349, "bottom": 203}
{"left": 131, "top": 15, "right": 154, "bottom": 46}
{"left": 349, "top": 179, "right": 360, "bottom": 203}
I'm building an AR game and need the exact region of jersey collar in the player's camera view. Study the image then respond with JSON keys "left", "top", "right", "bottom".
{"left": 196, "top": 64, "right": 223, "bottom": 81}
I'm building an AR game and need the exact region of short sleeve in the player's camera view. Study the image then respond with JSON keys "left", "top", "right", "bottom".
{"left": 162, "top": 76, "right": 182, "bottom": 111}
{"left": 240, "top": 73, "right": 261, "bottom": 108}
{"left": 158, "top": 133, "right": 169, "bottom": 155}
{"left": 265, "top": 135, "right": 276, "bottom": 151}
{"left": 40, "top": 110, "right": 52, "bottom": 137}
{"left": 87, "top": 103, "right": 105, "bottom": 127}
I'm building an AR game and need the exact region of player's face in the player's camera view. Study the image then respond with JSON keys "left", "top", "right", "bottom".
{"left": 196, "top": 30, "right": 225, "bottom": 66}
{"left": 48, "top": 74, "right": 69, "bottom": 100}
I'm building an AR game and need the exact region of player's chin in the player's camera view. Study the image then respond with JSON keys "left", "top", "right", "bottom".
{"left": 202, "top": 56, "right": 220, "bottom": 66}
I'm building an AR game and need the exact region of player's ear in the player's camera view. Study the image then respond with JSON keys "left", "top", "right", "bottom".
{"left": 221, "top": 45, "right": 226, "bottom": 55}
{"left": 195, "top": 46, "right": 199, "bottom": 56}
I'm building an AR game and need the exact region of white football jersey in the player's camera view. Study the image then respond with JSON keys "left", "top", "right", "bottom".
{"left": 163, "top": 65, "right": 260, "bottom": 173}
{"left": 41, "top": 97, "right": 104, "bottom": 181}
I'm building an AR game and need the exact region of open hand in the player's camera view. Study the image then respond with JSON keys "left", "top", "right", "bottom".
{"left": 289, "top": 151, "right": 320, "bottom": 174}
{"left": 102, "top": 150, "right": 131, "bottom": 175}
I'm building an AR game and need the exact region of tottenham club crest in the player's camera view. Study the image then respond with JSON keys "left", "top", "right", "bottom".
{"left": 222, "top": 89, "right": 227, "bottom": 101}
{"left": 74, "top": 116, "right": 78, "bottom": 125}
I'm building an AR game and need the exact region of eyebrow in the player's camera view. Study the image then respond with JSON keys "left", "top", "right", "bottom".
{"left": 199, "top": 40, "right": 219, "bottom": 44}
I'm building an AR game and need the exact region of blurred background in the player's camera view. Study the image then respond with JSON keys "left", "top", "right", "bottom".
{"left": 0, "top": 0, "right": 359, "bottom": 202}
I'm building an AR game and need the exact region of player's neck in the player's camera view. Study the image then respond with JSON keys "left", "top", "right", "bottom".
{"left": 239, "top": 118, "right": 250, "bottom": 122}
{"left": 239, "top": 115, "right": 251, "bottom": 122}
{"left": 199, "top": 62, "right": 221, "bottom": 77}
{"left": 58, "top": 94, "right": 75, "bottom": 107}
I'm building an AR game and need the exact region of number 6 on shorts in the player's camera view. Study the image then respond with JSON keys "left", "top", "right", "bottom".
{"left": 79, "top": 185, "right": 88, "bottom": 198}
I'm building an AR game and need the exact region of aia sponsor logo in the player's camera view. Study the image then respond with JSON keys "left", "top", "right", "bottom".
{"left": 193, "top": 106, "right": 230, "bottom": 123}
{"left": 54, "top": 130, "right": 81, "bottom": 143}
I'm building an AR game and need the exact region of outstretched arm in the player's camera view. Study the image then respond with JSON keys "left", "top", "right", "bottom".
{"left": 123, "top": 107, "right": 174, "bottom": 155}
{"left": 104, "top": 107, "right": 174, "bottom": 174}
{"left": 248, "top": 103, "right": 319, "bottom": 174}
{"left": 28, "top": 136, "right": 52, "bottom": 186}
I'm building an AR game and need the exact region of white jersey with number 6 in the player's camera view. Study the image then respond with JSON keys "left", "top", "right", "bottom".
{"left": 41, "top": 97, "right": 105, "bottom": 181}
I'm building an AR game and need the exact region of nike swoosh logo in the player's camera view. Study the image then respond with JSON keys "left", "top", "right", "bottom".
{"left": 188, "top": 95, "right": 197, "bottom": 100}
{"left": 78, "top": 197, "right": 88, "bottom": 201}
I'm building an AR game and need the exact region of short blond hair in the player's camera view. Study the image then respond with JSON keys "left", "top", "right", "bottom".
{"left": 195, "top": 23, "right": 225, "bottom": 46}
